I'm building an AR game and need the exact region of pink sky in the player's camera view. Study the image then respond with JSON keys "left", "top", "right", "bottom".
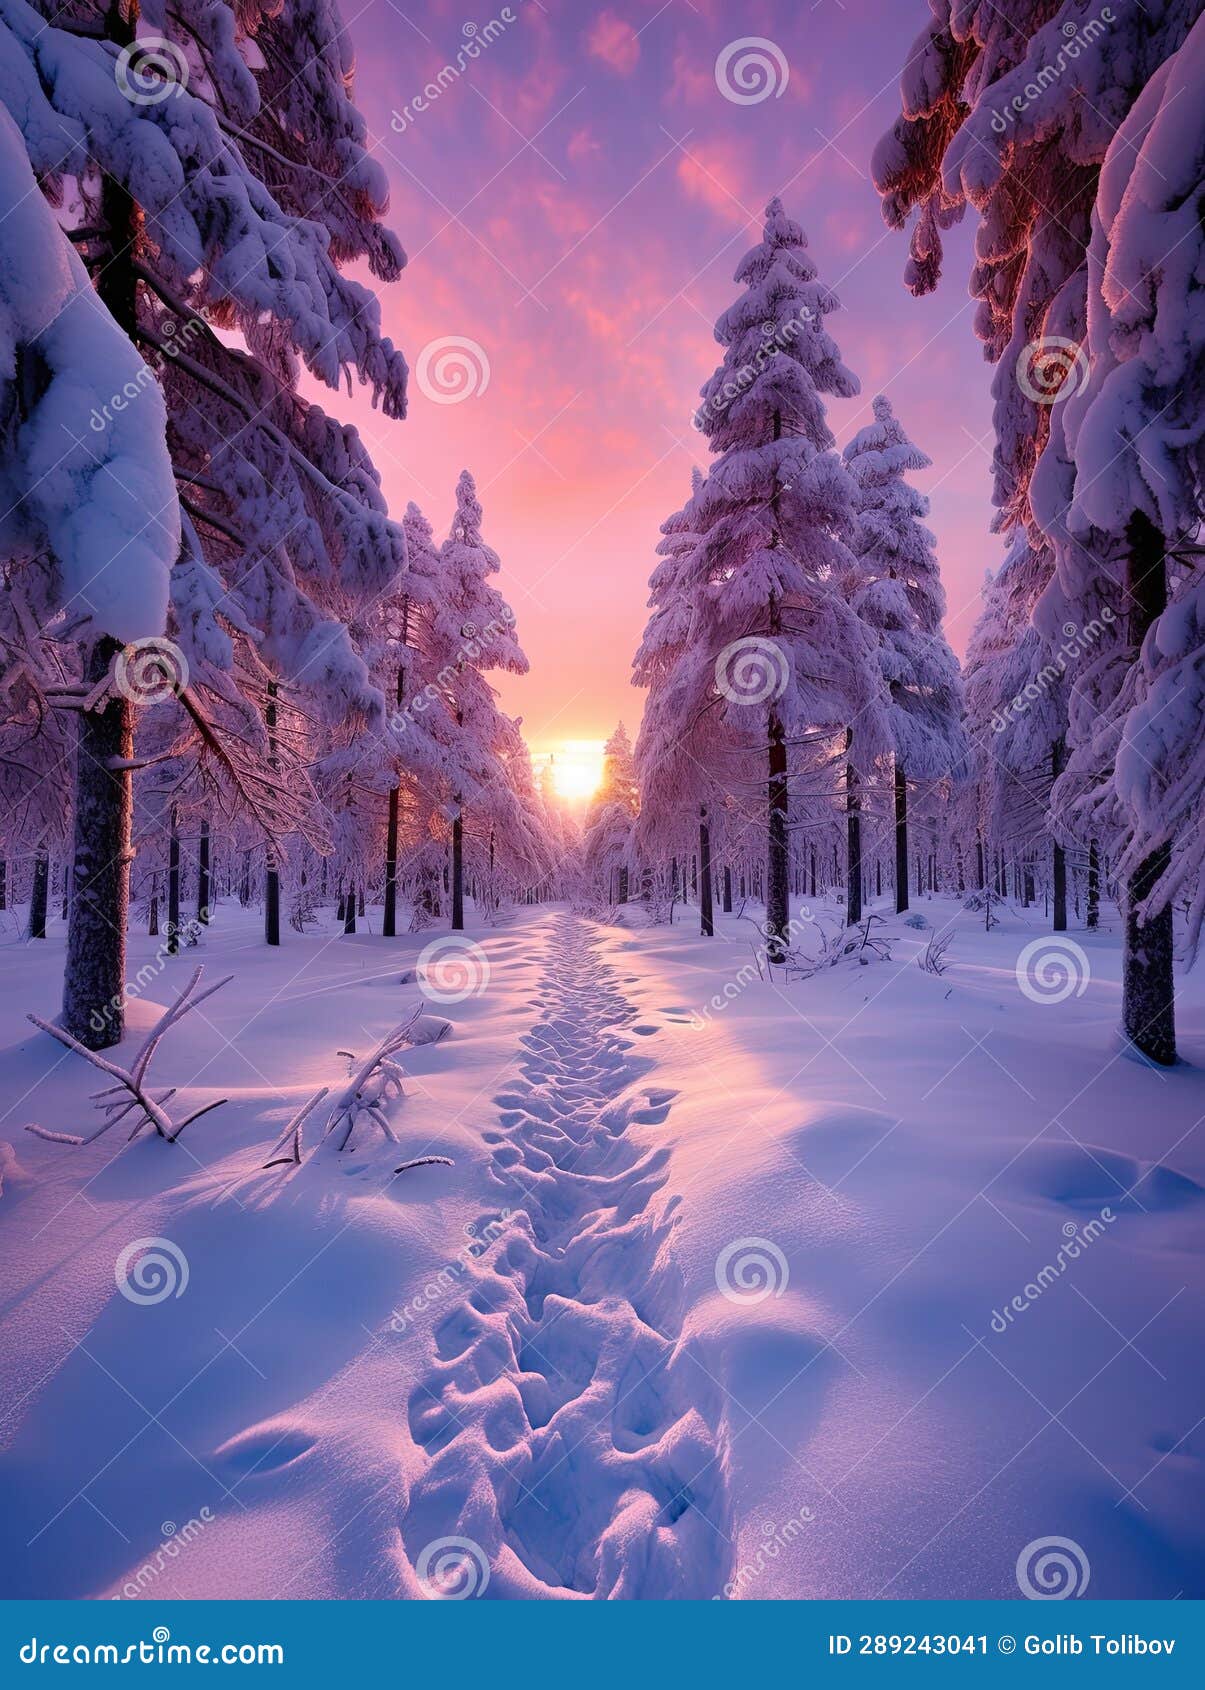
{"left": 338, "top": 0, "right": 998, "bottom": 760}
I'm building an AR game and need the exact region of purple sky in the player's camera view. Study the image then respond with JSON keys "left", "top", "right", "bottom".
{"left": 339, "top": 0, "right": 998, "bottom": 758}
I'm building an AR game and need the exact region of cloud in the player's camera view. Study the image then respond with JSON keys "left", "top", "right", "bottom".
{"left": 587, "top": 11, "right": 640, "bottom": 75}
{"left": 675, "top": 141, "right": 750, "bottom": 218}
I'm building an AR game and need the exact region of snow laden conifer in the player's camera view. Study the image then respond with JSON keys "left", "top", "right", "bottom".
{"left": 842, "top": 396, "right": 965, "bottom": 913}
{"left": 0, "top": 0, "right": 411, "bottom": 1037}
{"left": 874, "top": 0, "right": 1199, "bottom": 1062}
{"left": 583, "top": 723, "right": 639, "bottom": 904}
{"left": 423, "top": 473, "right": 529, "bottom": 928}
{"left": 636, "top": 199, "right": 887, "bottom": 955}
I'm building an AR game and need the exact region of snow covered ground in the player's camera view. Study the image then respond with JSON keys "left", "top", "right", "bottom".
{"left": 0, "top": 892, "right": 1202, "bottom": 1601}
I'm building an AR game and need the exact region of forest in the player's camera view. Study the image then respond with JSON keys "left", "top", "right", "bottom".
{"left": 0, "top": 0, "right": 1203, "bottom": 1608}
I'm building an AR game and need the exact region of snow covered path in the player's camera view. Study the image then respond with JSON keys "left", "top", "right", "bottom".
{"left": 2, "top": 898, "right": 1204, "bottom": 1601}
{"left": 399, "top": 913, "right": 731, "bottom": 1599}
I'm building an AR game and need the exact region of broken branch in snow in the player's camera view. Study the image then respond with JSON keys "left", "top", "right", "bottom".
{"left": 326, "top": 1013, "right": 422, "bottom": 1151}
{"left": 393, "top": 1156, "right": 455, "bottom": 1176}
{"left": 25, "top": 967, "right": 231, "bottom": 1146}
{"left": 263, "top": 1086, "right": 331, "bottom": 1169}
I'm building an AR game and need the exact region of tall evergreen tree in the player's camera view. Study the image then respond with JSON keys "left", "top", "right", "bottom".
{"left": 842, "top": 396, "right": 966, "bottom": 913}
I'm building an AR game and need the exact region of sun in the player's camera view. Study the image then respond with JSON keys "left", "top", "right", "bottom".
{"left": 546, "top": 741, "right": 606, "bottom": 803}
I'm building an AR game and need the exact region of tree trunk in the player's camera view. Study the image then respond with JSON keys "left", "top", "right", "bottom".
{"left": 893, "top": 759, "right": 908, "bottom": 914}
{"left": 344, "top": 882, "right": 356, "bottom": 934}
{"left": 29, "top": 850, "right": 49, "bottom": 939}
{"left": 722, "top": 865, "right": 733, "bottom": 913}
{"left": 699, "top": 807, "right": 714, "bottom": 937}
{"left": 1051, "top": 739, "right": 1067, "bottom": 932}
{"left": 383, "top": 785, "right": 400, "bottom": 937}
{"left": 264, "top": 680, "right": 280, "bottom": 946}
{"left": 766, "top": 708, "right": 789, "bottom": 960}
{"left": 196, "top": 818, "right": 210, "bottom": 924}
{"left": 451, "top": 798, "right": 464, "bottom": 930}
{"left": 62, "top": 638, "right": 135, "bottom": 1047}
{"left": 1087, "top": 841, "right": 1100, "bottom": 931}
{"left": 167, "top": 809, "right": 181, "bottom": 955}
{"left": 975, "top": 833, "right": 985, "bottom": 891}
{"left": 0, "top": 856, "right": 6, "bottom": 910}
{"left": 1122, "top": 511, "right": 1176, "bottom": 1064}
{"left": 845, "top": 729, "right": 862, "bottom": 925}
{"left": 148, "top": 871, "right": 159, "bottom": 937}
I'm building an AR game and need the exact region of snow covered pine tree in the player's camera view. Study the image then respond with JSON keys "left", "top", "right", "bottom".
{"left": 874, "top": 0, "right": 1202, "bottom": 1062}
{"left": 0, "top": 0, "right": 410, "bottom": 1042}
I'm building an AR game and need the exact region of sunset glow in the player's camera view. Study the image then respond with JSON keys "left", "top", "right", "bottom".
{"left": 542, "top": 741, "right": 606, "bottom": 803}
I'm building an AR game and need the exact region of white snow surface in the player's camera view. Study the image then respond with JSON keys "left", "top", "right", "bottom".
{"left": 0, "top": 896, "right": 1202, "bottom": 1600}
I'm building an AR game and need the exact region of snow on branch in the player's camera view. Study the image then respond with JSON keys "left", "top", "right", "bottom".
{"left": 261, "top": 1011, "right": 454, "bottom": 1168}
{"left": 25, "top": 968, "right": 231, "bottom": 1146}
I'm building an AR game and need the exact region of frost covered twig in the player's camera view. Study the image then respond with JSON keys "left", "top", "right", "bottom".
{"left": 918, "top": 932, "right": 953, "bottom": 976}
{"left": 25, "top": 967, "right": 231, "bottom": 1146}
{"left": 326, "top": 1011, "right": 424, "bottom": 1152}
{"left": 263, "top": 1086, "right": 330, "bottom": 1169}
{"left": 393, "top": 1156, "right": 454, "bottom": 1176}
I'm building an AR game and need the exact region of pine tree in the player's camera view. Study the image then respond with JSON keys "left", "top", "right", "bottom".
{"left": 1, "top": 0, "right": 411, "bottom": 1038}
{"left": 842, "top": 396, "right": 965, "bottom": 913}
{"left": 636, "top": 199, "right": 888, "bottom": 954}
{"left": 874, "top": 0, "right": 1199, "bottom": 1061}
